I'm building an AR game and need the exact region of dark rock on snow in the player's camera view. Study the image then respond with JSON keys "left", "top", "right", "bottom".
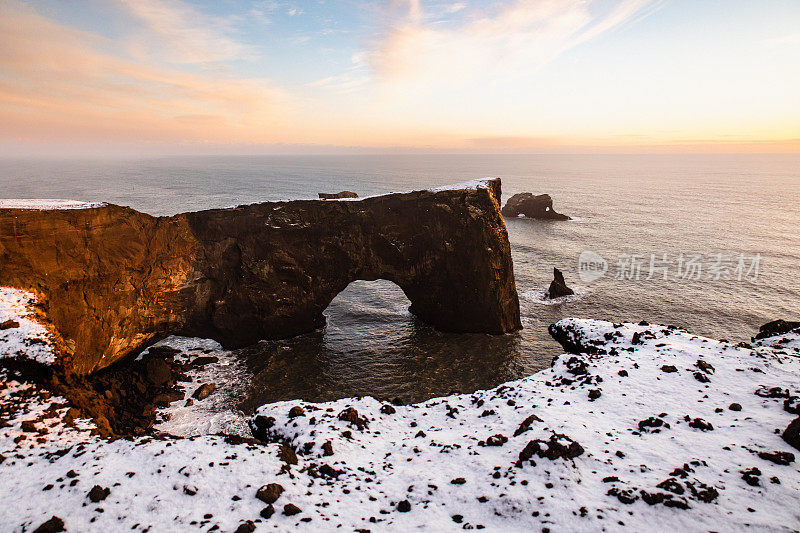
{"left": 687, "top": 418, "right": 713, "bottom": 431}
{"left": 741, "top": 467, "right": 762, "bottom": 487}
{"left": 256, "top": 483, "right": 284, "bottom": 504}
{"left": 757, "top": 450, "right": 795, "bottom": 465}
{"left": 483, "top": 434, "right": 508, "bottom": 447}
{"left": 32, "top": 516, "right": 65, "bottom": 533}
{"left": 784, "top": 396, "right": 800, "bottom": 415}
{"left": 755, "top": 386, "right": 789, "bottom": 398}
{"left": 87, "top": 485, "right": 110, "bottom": 502}
{"left": 513, "top": 414, "right": 543, "bottom": 437}
{"left": 338, "top": 407, "right": 369, "bottom": 430}
{"left": 782, "top": 417, "right": 800, "bottom": 451}
{"left": 278, "top": 444, "right": 299, "bottom": 465}
{"left": 321, "top": 440, "right": 334, "bottom": 456}
{"left": 519, "top": 433, "right": 584, "bottom": 463}
{"left": 693, "top": 371, "right": 710, "bottom": 383}
{"left": 283, "top": 503, "right": 302, "bottom": 516}
{"left": 234, "top": 521, "right": 256, "bottom": 533}
{"left": 638, "top": 417, "right": 669, "bottom": 432}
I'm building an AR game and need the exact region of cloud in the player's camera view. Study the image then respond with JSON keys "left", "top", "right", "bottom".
{"left": 446, "top": 3, "right": 467, "bottom": 14}
{"left": 0, "top": 1, "right": 294, "bottom": 145}
{"left": 762, "top": 33, "right": 800, "bottom": 47}
{"left": 120, "top": 0, "right": 247, "bottom": 64}
{"left": 370, "top": 0, "right": 658, "bottom": 89}
{"left": 307, "top": 52, "right": 371, "bottom": 93}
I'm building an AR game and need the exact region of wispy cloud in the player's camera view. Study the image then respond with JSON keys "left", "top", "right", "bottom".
{"left": 308, "top": 52, "right": 371, "bottom": 93}
{"left": 0, "top": 1, "right": 292, "bottom": 145}
{"left": 120, "top": 0, "right": 247, "bottom": 65}
{"left": 762, "top": 32, "right": 800, "bottom": 47}
{"left": 370, "top": 0, "right": 658, "bottom": 89}
{"left": 446, "top": 3, "right": 467, "bottom": 14}
{"left": 0, "top": 0, "right": 793, "bottom": 154}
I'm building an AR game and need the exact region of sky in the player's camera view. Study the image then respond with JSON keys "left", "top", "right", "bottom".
{"left": 0, "top": 0, "right": 798, "bottom": 155}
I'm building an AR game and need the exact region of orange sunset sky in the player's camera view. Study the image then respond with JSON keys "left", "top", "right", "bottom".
{"left": 1, "top": 0, "right": 798, "bottom": 155}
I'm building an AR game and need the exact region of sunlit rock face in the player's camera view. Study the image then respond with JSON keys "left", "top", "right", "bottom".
{"left": 0, "top": 178, "right": 521, "bottom": 373}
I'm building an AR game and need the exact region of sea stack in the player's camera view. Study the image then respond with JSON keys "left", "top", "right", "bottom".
{"left": 501, "top": 193, "right": 571, "bottom": 220}
{"left": 546, "top": 268, "right": 574, "bottom": 299}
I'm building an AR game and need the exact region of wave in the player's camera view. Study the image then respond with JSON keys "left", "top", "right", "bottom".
{"left": 520, "top": 284, "right": 590, "bottom": 305}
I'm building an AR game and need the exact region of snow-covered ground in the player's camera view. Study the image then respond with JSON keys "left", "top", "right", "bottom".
{"left": 0, "top": 199, "right": 105, "bottom": 210}
{"left": 0, "top": 288, "right": 56, "bottom": 365}
{"left": 1, "top": 282, "right": 798, "bottom": 531}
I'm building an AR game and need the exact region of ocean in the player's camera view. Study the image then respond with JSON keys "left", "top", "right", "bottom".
{"left": 1, "top": 154, "right": 798, "bottom": 408}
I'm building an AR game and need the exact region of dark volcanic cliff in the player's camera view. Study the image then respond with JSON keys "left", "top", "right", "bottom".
{"left": 0, "top": 179, "right": 521, "bottom": 374}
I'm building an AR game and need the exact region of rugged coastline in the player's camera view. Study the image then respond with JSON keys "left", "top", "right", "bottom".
{"left": 2, "top": 283, "right": 799, "bottom": 531}
{"left": 0, "top": 179, "right": 520, "bottom": 374}
{"left": 1, "top": 181, "right": 799, "bottom": 531}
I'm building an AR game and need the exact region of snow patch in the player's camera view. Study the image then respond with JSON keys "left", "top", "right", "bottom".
{"left": 1, "top": 317, "right": 799, "bottom": 531}
{"left": 0, "top": 287, "right": 56, "bottom": 364}
{"left": 0, "top": 199, "right": 106, "bottom": 210}
{"left": 329, "top": 178, "right": 495, "bottom": 201}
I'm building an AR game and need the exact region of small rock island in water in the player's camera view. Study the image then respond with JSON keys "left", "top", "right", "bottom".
{"left": 501, "top": 192, "right": 571, "bottom": 220}
{"left": 545, "top": 267, "right": 575, "bottom": 299}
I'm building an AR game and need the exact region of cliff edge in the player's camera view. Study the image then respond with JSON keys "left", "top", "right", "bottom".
{"left": 0, "top": 178, "right": 521, "bottom": 373}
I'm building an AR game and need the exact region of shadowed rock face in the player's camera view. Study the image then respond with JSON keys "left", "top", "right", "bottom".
{"left": 755, "top": 320, "right": 800, "bottom": 340}
{"left": 0, "top": 179, "right": 521, "bottom": 374}
{"left": 501, "top": 193, "right": 570, "bottom": 220}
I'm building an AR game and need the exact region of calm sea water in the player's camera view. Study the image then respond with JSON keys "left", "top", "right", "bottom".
{"left": 1, "top": 154, "right": 798, "bottom": 407}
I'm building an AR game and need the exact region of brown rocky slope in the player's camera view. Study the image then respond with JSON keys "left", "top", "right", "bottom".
{"left": 0, "top": 179, "right": 521, "bottom": 374}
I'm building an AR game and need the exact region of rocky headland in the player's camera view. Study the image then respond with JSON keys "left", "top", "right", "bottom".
{"left": 0, "top": 178, "right": 520, "bottom": 374}
{"left": 1, "top": 181, "right": 799, "bottom": 532}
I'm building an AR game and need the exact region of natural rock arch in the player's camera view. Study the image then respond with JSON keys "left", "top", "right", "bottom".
{"left": 0, "top": 179, "right": 521, "bottom": 374}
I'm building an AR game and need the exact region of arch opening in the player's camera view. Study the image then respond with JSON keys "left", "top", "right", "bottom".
{"left": 236, "top": 277, "right": 522, "bottom": 411}
{"left": 322, "top": 279, "right": 413, "bottom": 336}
